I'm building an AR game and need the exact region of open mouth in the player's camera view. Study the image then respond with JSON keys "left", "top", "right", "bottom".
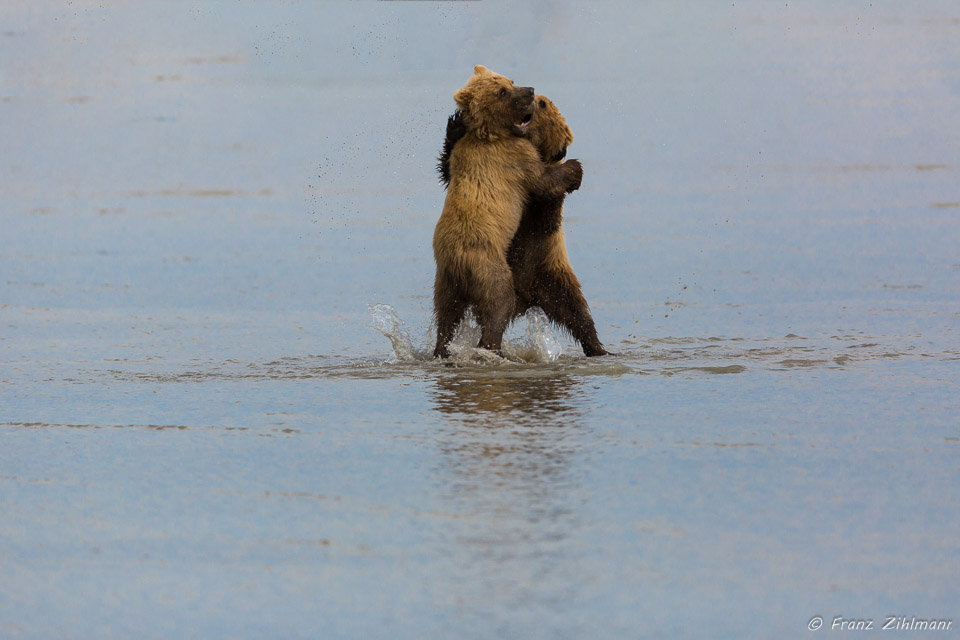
{"left": 514, "top": 112, "right": 533, "bottom": 131}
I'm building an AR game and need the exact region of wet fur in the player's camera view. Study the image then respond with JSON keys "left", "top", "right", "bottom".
{"left": 438, "top": 95, "right": 607, "bottom": 357}
{"left": 432, "top": 66, "right": 583, "bottom": 359}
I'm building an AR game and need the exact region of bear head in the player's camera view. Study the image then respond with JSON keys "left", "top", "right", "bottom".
{"left": 528, "top": 95, "right": 574, "bottom": 164}
{"left": 453, "top": 65, "right": 535, "bottom": 141}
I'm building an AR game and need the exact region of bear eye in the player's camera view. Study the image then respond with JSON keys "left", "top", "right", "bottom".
{"left": 498, "top": 87, "right": 507, "bottom": 98}
{"left": 538, "top": 99, "right": 546, "bottom": 108}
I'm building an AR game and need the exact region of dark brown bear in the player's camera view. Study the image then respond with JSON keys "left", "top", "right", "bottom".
{"left": 439, "top": 94, "right": 608, "bottom": 357}
{"left": 432, "top": 65, "right": 584, "bottom": 359}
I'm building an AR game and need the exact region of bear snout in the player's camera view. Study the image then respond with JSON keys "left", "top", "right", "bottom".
{"left": 511, "top": 86, "right": 536, "bottom": 112}
{"left": 511, "top": 86, "right": 535, "bottom": 101}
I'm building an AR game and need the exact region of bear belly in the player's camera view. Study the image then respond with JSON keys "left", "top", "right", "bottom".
{"left": 434, "top": 186, "right": 525, "bottom": 257}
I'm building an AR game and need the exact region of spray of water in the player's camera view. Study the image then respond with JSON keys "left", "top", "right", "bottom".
{"left": 367, "top": 303, "right": 562, "bottom": 365}
{"left": 367, "top": 303, "right": 422, "bottom": 362}
{"left": 505, "top": 307, "right": 563, "bottom": 362}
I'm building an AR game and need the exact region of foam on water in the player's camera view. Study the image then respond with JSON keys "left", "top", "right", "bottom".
{"left": 368, "top": 303, "right": 563, "bottom": 365}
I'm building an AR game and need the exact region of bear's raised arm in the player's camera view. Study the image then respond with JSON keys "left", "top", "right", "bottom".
{"left": 436, "top": 109, "right": 467, "bottom": 188}
{"left": 527, "top": 158, "right": 583, "bottom": 199}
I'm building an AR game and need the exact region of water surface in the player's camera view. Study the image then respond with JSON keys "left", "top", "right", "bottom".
{"left": 2, "top": 1, "right": 959, "bottom": 638}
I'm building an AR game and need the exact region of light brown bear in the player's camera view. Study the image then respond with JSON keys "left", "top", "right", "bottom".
{"left": 432, "top": 65, "right": 583, "bottom": 359}
{"left": 438, "top": 94, "right": 608, "bottom": 356}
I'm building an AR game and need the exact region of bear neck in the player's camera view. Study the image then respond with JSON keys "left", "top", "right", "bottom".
{"left": 462, "top": 110, "right": 503, "bottom": 143}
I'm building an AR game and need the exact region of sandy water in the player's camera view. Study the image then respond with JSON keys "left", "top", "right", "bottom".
{"left": 2, "top": 1, "right": 959, "bottom": 638}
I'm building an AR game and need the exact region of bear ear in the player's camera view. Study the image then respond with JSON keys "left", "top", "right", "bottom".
{"left": 453, "top": 87, "right": 472, "bottom": 109}
{"left": 473, "top": 65, "right": 488, "bottom": 75}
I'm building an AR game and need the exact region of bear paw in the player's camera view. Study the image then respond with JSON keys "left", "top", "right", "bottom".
{"left": 563, "top": 159, "right": 583, "bottom": 193}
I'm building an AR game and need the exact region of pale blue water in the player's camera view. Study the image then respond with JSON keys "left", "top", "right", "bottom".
{"left": 2, "top": 1, "right": 959, "bottom": 638}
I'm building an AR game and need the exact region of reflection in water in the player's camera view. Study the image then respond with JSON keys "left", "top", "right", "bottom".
{"left": 430, "top": 371, "right": 582, "bottom": 421}
{"left": 429, "top": 372, "right": 585, "bottom": 503}
{"left": 428, "top": 372, "right": 593, "bottom": 618}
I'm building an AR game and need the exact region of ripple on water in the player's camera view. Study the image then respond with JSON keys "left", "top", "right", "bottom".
{"left": 89, "top": 306, "right": 947, "bottom": 386}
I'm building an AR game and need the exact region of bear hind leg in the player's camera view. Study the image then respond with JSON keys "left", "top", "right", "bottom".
{"left": 476, "top": 297, "right": 515, "bottom": 356}
{"left": 534, "top": 270, "right": 608, "bottom": 357}
{"left": 433, "top": 270, "right": 468, "bottom": 359}
{"left": 472, "top": 261, "right": 516, "bottom": 357}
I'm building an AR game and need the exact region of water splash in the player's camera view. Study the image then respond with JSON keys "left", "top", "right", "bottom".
{"left": 368, "top": 304, "right": 562, "bottom": 365}
{"left": 367, "top": 303, "right": 422, "bottom": 362}
{"left": 505, "top": 308, "right": 563, "bottom": 363}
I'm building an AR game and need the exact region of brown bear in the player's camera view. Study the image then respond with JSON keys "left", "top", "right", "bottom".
{"left": 438, "top": 94, "right": 608, "bottom": 357}
{"left": 432, "top": 65, "right": 583, "bottom": 359}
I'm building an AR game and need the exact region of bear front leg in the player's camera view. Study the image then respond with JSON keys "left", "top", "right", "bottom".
{"left": 534, "top": 269, "right": 609, "bottom": 357}
{"left": 433, "top": 270, "right": 468, "bottom": 359}
{"left": 436, "top": 110, "right": 467, "bottom": 187}
{"left": 530, "top": 158, "right": 582, "bottom": 200}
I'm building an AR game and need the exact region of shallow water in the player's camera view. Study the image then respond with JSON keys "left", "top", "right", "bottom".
{"left": 2, "top": 1, "right": 959, "bottom": 638}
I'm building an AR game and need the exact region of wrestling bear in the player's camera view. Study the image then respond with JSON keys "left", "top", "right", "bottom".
{"left": 438, "top": 94, "right": 608, "bottom": 357}
{"left": 432, "top": 65, "right": 583, "bottom": 359}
